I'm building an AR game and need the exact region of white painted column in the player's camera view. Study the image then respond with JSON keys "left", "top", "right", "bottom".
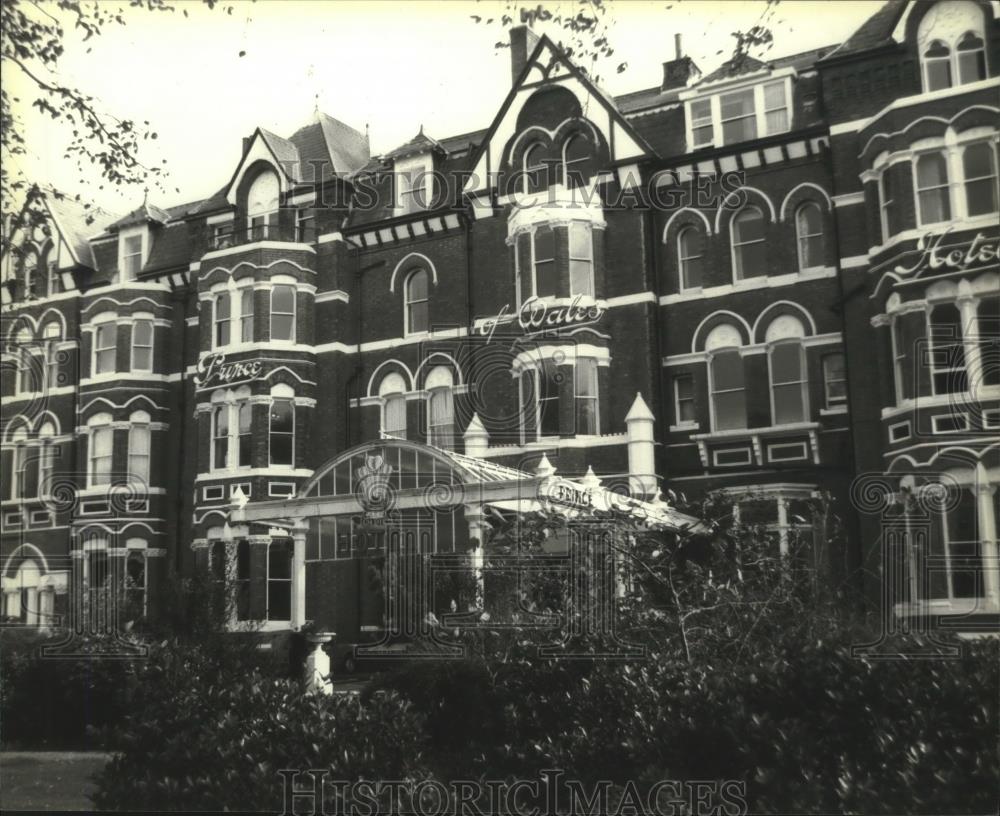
{"left": 625, "top": 392, "right": 657, "bottom": 499}
{"left": 291, "top": 524, "right": 307, "bottom": 630}
{"left": 463, "top": 413, "right": 489, "bottom": 458}
{"left": 466, "top": 505, "right": 489, "bottom": 609}
{"left": 975, "top": 464, "right": 999, "bottom": 610}
{"left": 957, "top": 293, "right": 982, "bottom": 398}
{"left": 776, "top": 496, "right": 790, "bottom": 558}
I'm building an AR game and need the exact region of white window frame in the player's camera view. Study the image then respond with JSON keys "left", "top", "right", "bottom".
{"left": 931, "top": 413, "right": 970, "bottom": 434}
{"left": 37, "top": 423, "right": 55, "bottom": 497}
{"left": 709, "top": 347, "right": 748, "bottom": 432}
{"left": 8, "top": 428, "right": 28, "bottom": 499}
{"left": 961, "top": 140, "right": 999, "bottom": 218}
{"left": 268, "top": 384, "right": 295, "bottom": 467}
{"left": 379, "top": 373, "right": 408, "bottom": 439}
{"left": 689, "top": 98, "right": 714, "bottom": 149}
{"left": 927, "top": 302, "right": 968, "bottom": 396}
{"left": 295, "top": 206, "right": 315, "bottom": 243}
{"left": 88, "top": 417, "right": 114, "bottom": 487}
{"left": 247, "top": 170, "right": 280, "bottom": 240}
{"left": 404, "top": 268, "right": 430, "bottom": 336}
{"left": 677, "top": 226, "right": 703, "bottom": 291}
{"left": 43, "top": 322, "right": 61, "bottom": 389}
{"left": 794, "top": 202, "right": 824, "bottom": 272}
{"left": 574, "top": 356, "right": 600, "bottom": 436}
{"left": 127, "top": 413, "right": 151, "bottom": 486}
{"left": 522, "top": 141, "right": 547, "bottom": 195}
{"left": 130, "top": 318, "right": 154, "bottom": 373}
{"left": 425, "top": 366, "right": 455, "bottom": 450}
{"left": 93, "top": 318, "right": 117, "bottom": 376}
{"left": 214, "top": 292, "right": 231, "bottom": 349}
{"left": 684, "top": 75, "right": 792, "bottom": 151}
{"left": 568, "top": 221, "right": 594, "bottom": 298}
{"left": 266, "top": 539, "right": 292, "bottom": 622}
{"left": 768, "top": 340, "right": 809, "bottom": 426}
{"left": 731, "top": 205, "right": 766, "bottom": 282}
{"left": 888, "top": 420, "right": 911, "bottom": 443}
{"left": 121, "top": 234, "right": 144, "bottom": 281}
{"left": 673, "top": 373, "right": 696, "bottom": 425}
{"left": 913, "top": 150, "right": 952, "bottom": 228}
{"left": 822, "top": 352, "right": 847, "bottom": 409}
{"left": 269, "top": 284, "right": 296, "bottom": 343}
{"left": 210, "top": 388, "right": 254, "bottom": 473}
{"left": 238, "top": 287, "right": 255, "bottom": 344}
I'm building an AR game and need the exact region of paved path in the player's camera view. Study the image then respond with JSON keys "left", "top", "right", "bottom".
{"left": 0, "top": 751, "right": 111, "bottom": 812}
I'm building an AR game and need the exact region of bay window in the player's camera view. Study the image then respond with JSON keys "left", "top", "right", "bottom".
{"left": 978, "top": 296, "right": 999, "bottom": 387}
{"left": 533, "top": 225, "right": 556, "bottom": 298}
{"left": 709, "top": 349, "right": 747, "bottom": 431}
{"left": 89, "top": 420, "right": 113, "bottom": 486}
{"left": 214, "top": 293, "right": 231, "bottom": 347}
{"left": 963, "top": 142, "right": 998, "bottom": 217}
{"left": 918, "top": 0, "right": 988, "bottom": 94}
{"left": 237, "top": 402, "right": 252, "bottom": 466}
{"left": 267, "top": 540, "right": 293, "bottom": 621}
{"left": 677, "top": 226, "right": 703, "bottom": 290}
{"left": 239, "top": 289, "right": 254, "bottom": 343}
{"left": 915, "top": 152, "right": 951, "bottom": 225}
{"left": 928, "top": 303, "right": 968, "bottom": 395}
{"left": 270, "top": 285, "right": 296, "bottom": 342}
{"left": 405, "top": 268, "right": 429, "bottom": 335}
{"left": 8, "top": 427, "right": 27, "bottom": 499}
{"left": 795, "top": 202, "right": 824, "bottom": 270}
{"left": 690, "top": 98, "right": 713, "bottom": 148}
{"left": 720, "top": 88, "right": 756, "bottom": 143}
{"left": 131, "top": 319, "right": 154, "bottom": 372}
{"left": 295, "top": 207, "right": 315, "bottom": 243}
{"left": 93, "top": 321, "right": 117, "bottom": 375}
{"left": 561, "top": 134, "right": 591, "bottom": 189}
{"left": 211, "top": 389, "right": 253, "bottom": 471}
{"left": 425, "top": 366, "right": 454, "bottom": 450}
{"left": 568, "top": 222, "right": 594, "bottom": 297}
{"left": 128, "top": 412, "right": 151, "bottom": 486}
{"left": 575, "top": 357, "right": 599, "bottom": 435}
{"left": 37, "top": 422, "right": 55, "bottom": 496}
{"left": 269, "top": 387, "right": 295, "bottom": 466}
{"left": 732, "top": 206, "right": 766, "bottom": 280}
{"left": 769, "top": 341, "right": 809, "bottom": 425}
{"left": 212, "top": 405, "right": 230, "bottom": 470}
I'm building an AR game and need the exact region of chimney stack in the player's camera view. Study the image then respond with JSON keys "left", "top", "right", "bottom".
{"left": 661, "top": 35, "right": 700, "bottom": 92}
{"left": 510, "top": 23, "right": 540, "bottom": 85}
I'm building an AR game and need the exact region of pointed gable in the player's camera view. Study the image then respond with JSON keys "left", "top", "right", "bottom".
{"left": 463, "top": 34, "right": 654, "bottom": 197}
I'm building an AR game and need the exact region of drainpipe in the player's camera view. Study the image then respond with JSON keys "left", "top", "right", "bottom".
{"left": 644, "top": 205, "right": 670, "bottom": 491}
{"left": 345, "top": 258, "right": 387, "bottom": 446}
{"left": 173, "top": 283, "right": 190, "bottom": 576}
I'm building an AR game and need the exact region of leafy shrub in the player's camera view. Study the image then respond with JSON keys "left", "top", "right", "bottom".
{"left": 92, "top": 642, "right": 430, "bottom": 812}
{"left": 0, "top": 630, "right": 144, "bottom": 750}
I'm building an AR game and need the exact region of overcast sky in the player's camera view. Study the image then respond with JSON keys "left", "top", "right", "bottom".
{"left": 10, "top": 0, "right": 883, "bottom": 215}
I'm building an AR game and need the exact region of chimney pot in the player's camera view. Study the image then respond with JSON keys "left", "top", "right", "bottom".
{"left": 675, "top": 33, "right": 683, "bottom": 60}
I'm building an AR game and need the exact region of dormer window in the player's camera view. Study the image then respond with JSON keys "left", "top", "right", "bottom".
{"left": 122, "top": 235, "right": 143, "bottom": 280}
{"left": 522, "top": 143, "right": 547, "bottom": 195}
{"left": 918, "top": 1, "right": 988, "bottom": 92}
{"left": 685, "top": 77, "right": 792, "bottom": 150}
{"left": 561, "top": 135, "right": 592, "bottom": 189}
{"left": 247, "top": 170, "right": 280, "bottom": 240}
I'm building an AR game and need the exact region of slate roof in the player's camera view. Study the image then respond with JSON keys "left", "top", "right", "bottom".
{"left": 822, "top": 0, "right": 907, "bottom": 60}
{"left": 41, "top": 189, "right": 118, "bottom": 268}
{"left": 385, "top": 128, "right": 446, "bottom": 160}
{"left": 109, "top": 201, "right": 172, "bottom": 230}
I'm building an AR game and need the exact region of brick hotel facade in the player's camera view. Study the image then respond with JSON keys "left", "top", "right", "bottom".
{"left": 2, "top": 0, "right": 998, "bottom": 640}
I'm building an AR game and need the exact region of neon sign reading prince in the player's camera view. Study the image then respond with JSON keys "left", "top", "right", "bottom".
{"left": 477, "top": 295, "right": 606, "bottom": 342}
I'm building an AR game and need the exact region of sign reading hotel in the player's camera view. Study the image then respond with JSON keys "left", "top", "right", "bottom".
{"left": 893, "top": 228, "right": 999, "bottom": 278}
{"left": 477, "top": 295, "right": 606, "bottom": 343}
{"left": 194, "top": 354, "right": 265, "bottom": 389}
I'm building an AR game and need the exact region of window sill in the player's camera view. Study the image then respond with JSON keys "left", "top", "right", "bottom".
{"left": 691, "top": 422, "right": 820, "bottom": 442}
{"left": 819, "top": 406, "right": 848, "bottom": 416}
{"left": 670, "top": 421, "right": 700, "bottom": 432}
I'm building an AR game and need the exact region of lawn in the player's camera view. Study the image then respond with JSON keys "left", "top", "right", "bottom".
{"left": 0, "top": 752, "right": 111, "bottom": 811}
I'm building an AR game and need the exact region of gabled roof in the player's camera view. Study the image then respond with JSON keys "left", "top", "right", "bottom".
{"left": 386, "top": 127, "right": 446, "bottom": 160}
{"left": 309, "top": 111, "right": 370, "bottom": 176}
{"left": 699, "top": 53, "right": 770, "bottom": 85}
{"left": 821, "top": 0, "right": 907, "bottom": 61}
{"left": 40, "top": 189, "right": 118, "bottom": 268}
{"left": 109, "top": 201, "right": 171, "bottom": 231}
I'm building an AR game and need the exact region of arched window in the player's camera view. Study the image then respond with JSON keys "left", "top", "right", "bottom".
{"left": 269, "top": 383, "right": 295, "bottom": 466}
{"left": 915, "top": 152, "right": 951, "bottom": 225}
{"left": 37, "top": 421, "right": 56, "bottom": 497}
{"left": 922, "top": 39, "right": 953, "bottom": 91}
{"left": 766, "top": 315, "right": 809, "bottom": 425}
{"left": 131, "top": 319, "right": 154, "bottom": 372}
{"left": 522, "top": 142, "right": 546, "bottom": 195}
{"left": 709, "top": 349, "right": 746, "bottom": 431}
{"left": 128, "top": 410, "right": 151, "bottom": 486}
{"left": 379, "top": 372, "right": 408, "bottom": 439}
{"left": 956, "top": 31, "right": 987, "bottom": 84}
{"left": 247, "top": 170, "right": 280, "bottom": 240}
{"left": 731, "top": 206, "right": 766, "bottom": 280}
{"left": 561, "top": 134, "right": 591, "bottom": 189}
{"left": 214, "top": 292, "right": 231, "bottom": 348}
{"left": 705, "top": 323, "right": 746, "bottom": 431}
{"left": 795, "top": 202, "right": 824, "bottom": 271}
{"left": 568, "top": 222, "right": 594, "bottom": 297}
{"left": 270, "top": 284, "right": 296, "bottom": 342}
{"left": 929, "top": 302, "right": 968, "bottom": 394}
{"left": 425, "top": 366, "right": 454, "bottom": 450}
{"left": 677, "top": 226, "right": 703, "bottom": 290}
{"left": 8, "top": 560, "right": 41, "bottom": 625}
{"left": 43, "top": 322, "right": 61, "bottom": 389}
{"left": 963, "top": 142, "right": 998, "bottom": 217}
{"left": 87, "top": 413, "right": 114, "bottom": 486}
{"left": 212, "top": 403, "right": 230, "bottom": 470}
{"left": 405, "top": 269, "right": 429, "bottom": 335}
